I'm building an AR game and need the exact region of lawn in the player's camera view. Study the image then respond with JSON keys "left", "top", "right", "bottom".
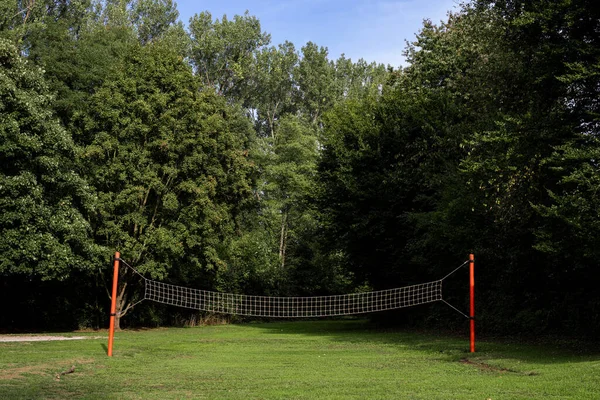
{"left": 1, "top": 320, "right": 598, "bottom": 399}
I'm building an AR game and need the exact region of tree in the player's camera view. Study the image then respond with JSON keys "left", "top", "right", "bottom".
{"left": 333, "top": 55, "right": 388, "bottom": 101}
{"left": 251, "top": 41, "right": 298, "bottom": 137}
{"left": 295, "top": 42, "right": 337, "bottom": 125}
{"left": 319, "top": 94, "right": 390, "bottom": 287}
{"left": 188, "top": 10, "right": 270, "bottom": 102}
{"left": 318, "top": 1, "right": 600, "bottom": 334}
{"left": 0, "top": 38, "right": 97, "bottom": 280}
{"left": 264, "top": 115, "right": 318, "bottom": 270}
{"left": 224, "top": 113, "right": 327, "bottom": 296}
{"left": 485, "top": 0, "right": 600, "bottom": 332}
{"left": 1, "top": 0, "right": 91, "bottom": 45}
{"left": 76, "top": 41, "right": 255, "bottom": 328}
{"left": 131, "top": 0, "right": 179, "bottom": 44}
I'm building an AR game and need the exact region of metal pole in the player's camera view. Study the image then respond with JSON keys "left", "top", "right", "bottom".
{"left": 469, "top": 253, "right": 475, "bottom": 353}
{"left": 108, "top": 252, "right": 120, "bottom": 357}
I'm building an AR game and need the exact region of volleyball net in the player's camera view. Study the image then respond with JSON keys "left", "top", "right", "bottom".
{"left": 107, "top": 254, "right": 476, "bottom": 356}
{"left": 116, "top": 257, "right": 471, "bottom": 319}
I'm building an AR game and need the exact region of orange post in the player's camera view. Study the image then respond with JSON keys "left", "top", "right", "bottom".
{"left": 107, "top": 252, "right": 120, "bottom": 357}
{"left": 469, "top": 253, "right": 475, "bottom": 353}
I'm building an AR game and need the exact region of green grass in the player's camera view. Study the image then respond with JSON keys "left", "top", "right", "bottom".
{"left": 1, "top": 320, "right": 599, "bottom": 399}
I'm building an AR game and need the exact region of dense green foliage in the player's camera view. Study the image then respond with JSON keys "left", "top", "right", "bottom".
{"left": 0, "top": 0, "right": 598, "bottom": 336}
{"left": 319, "top": 1, "right": 600, "bottom": 335}
{"left": 0, "top": 38, "right": 95, "bottom": 280}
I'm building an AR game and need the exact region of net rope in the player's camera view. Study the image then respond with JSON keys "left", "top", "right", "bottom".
{"left": 118, "top": 259, "right": 469, "bottom": 318}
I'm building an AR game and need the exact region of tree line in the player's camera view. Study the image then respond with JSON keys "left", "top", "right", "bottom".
{"left": 1, "top": 0, "right": 598, "bottom": 336}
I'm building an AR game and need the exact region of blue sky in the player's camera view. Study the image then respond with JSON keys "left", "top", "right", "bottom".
{"left": 175, "top": 0, "right": 461, "bottom": 68}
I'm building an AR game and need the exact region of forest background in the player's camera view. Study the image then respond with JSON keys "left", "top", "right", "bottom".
{"left": 1, "top": 0, "right": 599, "bottom": 337}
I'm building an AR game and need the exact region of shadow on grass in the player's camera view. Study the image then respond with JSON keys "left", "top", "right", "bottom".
{"left": 243, "top": 318, "right": 600, "bottom": 365}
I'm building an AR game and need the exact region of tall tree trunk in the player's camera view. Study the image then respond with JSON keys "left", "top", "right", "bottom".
{"left": 279, "top": 211, "right": 288, "bottom": 269}
{"left": 114, "top": 281, "right": 128, "bottom": 331}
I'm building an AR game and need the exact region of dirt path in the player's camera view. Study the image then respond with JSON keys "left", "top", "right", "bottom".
{"left": 0, "top": 335, "right": 105, "bottom": 342}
